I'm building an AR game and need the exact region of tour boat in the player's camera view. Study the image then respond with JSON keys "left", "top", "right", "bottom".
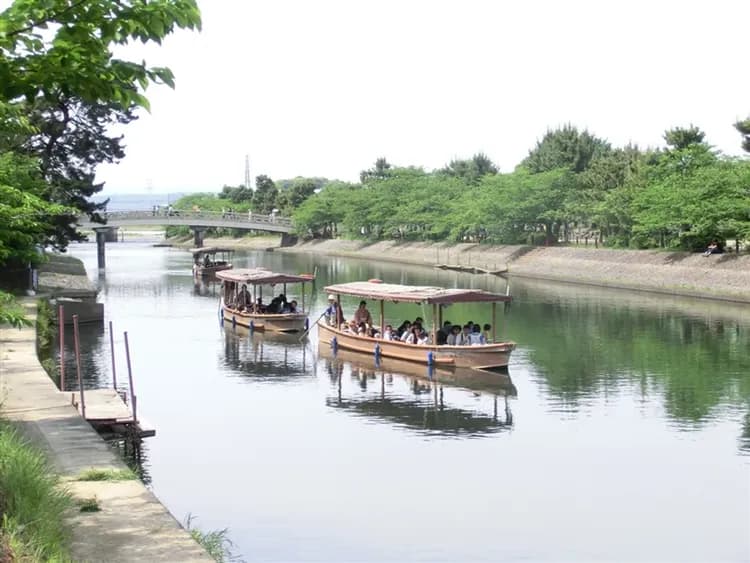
{"left": 317, "top": 281, "right": 516, "bottom": 370}
{"left": 190, "top": 247, "right": 234, "bottom": 276}
{"left": 217, "top": 268, "right": 314, "bottom": 332}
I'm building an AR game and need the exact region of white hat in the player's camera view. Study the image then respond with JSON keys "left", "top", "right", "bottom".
{"left": 327, "top": 294, "right": 336, "bottom": 300}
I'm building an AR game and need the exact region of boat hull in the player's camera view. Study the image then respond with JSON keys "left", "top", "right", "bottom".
{"left": 223, "top": 305, "right": 308, "bottom": 332}
{"left": 317, "top": 322, "right": 514, "bottom": 369}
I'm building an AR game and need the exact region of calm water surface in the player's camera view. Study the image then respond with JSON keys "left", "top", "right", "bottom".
{"left": 62, "top": 240, "right": 750, "bottom": 562}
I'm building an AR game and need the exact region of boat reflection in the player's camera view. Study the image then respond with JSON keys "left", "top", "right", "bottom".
{"left": 192, "top": 275, "right": 222, "bottom": 298}
{"left": 320, "top": 346, "right": 514, "bottom": 437}
{"left": 222, "top": 324, "right": 311, "bottom": 381}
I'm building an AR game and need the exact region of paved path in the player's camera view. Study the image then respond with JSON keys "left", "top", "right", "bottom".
{"left": 0, "top": 302, "right": 211, "bottom": 562}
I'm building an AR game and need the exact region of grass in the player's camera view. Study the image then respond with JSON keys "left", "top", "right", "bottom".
{"left": 184, "top": 514, "right": 239, "bottom": 562}
{"left": 76, "top": 468, "right": 137, "bottom": 482}
{"left": 0, "top": 421, "right": 72, "bottom": 561}
{"left": 77, "top": 498, "right": 100, "bottom": 513}
{"left": 35, "top": 298, "right": 57, "bottom": 379}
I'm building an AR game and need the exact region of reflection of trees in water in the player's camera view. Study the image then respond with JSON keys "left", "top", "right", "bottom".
{"left": 221, "top": 325, "right": 311, "bottom": 381}
{"left": 507, "top": 290, "right": 750, "bottom": 427}
{"left": 192, "top": 277, "right": 221, "bottom": 298}
{"left": 740, "top": 412, "right": 750, "bottom": 456}
{"left": 108, "top": 436, "right": 152, "bottom": 485}
{"left": 324, "top": 358, "right": 512, "bottom": 437}
{"left": 54, "top": 322, "right": 109, "bottom": 392}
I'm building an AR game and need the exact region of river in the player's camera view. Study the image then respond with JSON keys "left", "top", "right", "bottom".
{"left": 61, "top": 239, "right": 749, "bottom": 562}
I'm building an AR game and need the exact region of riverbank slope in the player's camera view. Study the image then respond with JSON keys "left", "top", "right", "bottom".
{"left": 187, "top": 235, "right": 750, "bottom": 304}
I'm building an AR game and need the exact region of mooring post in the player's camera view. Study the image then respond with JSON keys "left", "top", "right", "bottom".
{"left": 73, "top": 314, "right": 86, "bottom": 419}
{"left": 58, "top": 304, "right": 65, "bottom": 391}
{"left": 109, "top": 321, "right": 117, "bottom": 390}
{"left": 124, "top": 331, "right": 137, "bottom": 423}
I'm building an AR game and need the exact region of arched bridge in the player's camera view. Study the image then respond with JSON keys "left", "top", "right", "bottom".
{"left": 79, "top": 209, "right": 296, "bottom": 270}
{"left": 78, "top": 209, "right": 294, "bottom": 234}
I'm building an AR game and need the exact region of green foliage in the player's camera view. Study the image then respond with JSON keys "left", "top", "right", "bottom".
{"left": 439, "top": 152, "right": 499, "bottom": 185}
{"left": 663, "top": 124, "right": 706, "bottom": 149}
{"left": 219, "top": 184, "right": 253, "bottom": 204}
{"left": 184, "top": 515, "right": 238, "bottom": 562}
{"left": 521, "top": 124, "right": 612, "bottom": 173}
{"left": 0, "top": 0, "right": 202, "bottom": 261}
{"left": 76, "top": 468, "right": 137, "bottom": 481}
{"left": 0, "top": 152, "right": 71, "bottom": 266}
{"left": 0, "top": 290, "right": 30, "bottom": 328}
{"left": 734, "top": 117, "right": 750, "bottom": 153}
{"left": 77, "top": 497, "right": 101, "bottom": 513}
{"left": 252, "top": 174, "right": 278, "bottom": 214}
{"left": 0, "top": 421, "right": 72, "bottom": 560}
{"left": 360, "top": 157, "right": 392, "bottom": 183}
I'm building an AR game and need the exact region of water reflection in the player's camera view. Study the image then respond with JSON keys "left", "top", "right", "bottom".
{"left": 192, "top": 276, "right": 221, "bottom": 298}
{"left": 222, "top": 324, "right": 312, "bottom": 381}
{"left": 108, "top": 437, "right": 152, "bottom": 485}
{"left": 320, "top": 347, "right": 514, "bottom": 437}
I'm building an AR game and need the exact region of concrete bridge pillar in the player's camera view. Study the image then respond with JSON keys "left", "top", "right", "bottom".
{"left": 92, "top": 226, "right": 118, "bottom": 270}
{"left": 280, "top": 233, "right": 298, "bottom": 247}
{"left": 191, "top": 226, "right": 207, "bottom": 248}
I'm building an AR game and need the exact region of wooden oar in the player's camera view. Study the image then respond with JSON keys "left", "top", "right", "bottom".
{"left": 299, "top": 309, "right": 327, "bottom": 341}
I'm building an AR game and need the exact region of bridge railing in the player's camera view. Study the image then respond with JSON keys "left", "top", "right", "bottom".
{"left": 80, "top": 209, "right": 293, "bottom": 227}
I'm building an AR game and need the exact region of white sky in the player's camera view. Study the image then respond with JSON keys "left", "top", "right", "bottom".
{"left": 94, "top": 0, "right": 750, "bottom": 194}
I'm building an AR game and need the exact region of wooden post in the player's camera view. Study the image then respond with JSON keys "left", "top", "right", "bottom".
{"left": 73, "top": 315, "right": 85, "bottom": 419}
{"left": 432, "top": 304, "right": 438, "bottom": 345}
{"left": 301, "top": 282, "right": 306, "bottom": 314}
{"left": 124, "top": 331, "right": 137, "bottom": 423}
{"left": 109, "top": 321, "right": 118, "bottom": 390}
{"left": 492, "top": 302, "right": 497, "bottom": 343}
{"left": 380, "top": 300, "right": 385, "bottom": 335}
{"left": 58, "top": 304, "right": 65, "bottom": 391}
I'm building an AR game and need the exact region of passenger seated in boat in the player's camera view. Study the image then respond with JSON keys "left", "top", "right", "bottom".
{"left": 460, "top": 324, "right": 472, "bottom": 345}
{"left": 404, "top": 326, "right": 420, "bottom": 345}
{"left": 203, "top": 254, "right": 212, "bottom": 267}
{"left": 237, "top": 284, "right": 251, "bottom": 310}
{"left": 482, "top": 323, "right": 492, "bottom": 343}
{"left": 252, "top": 297, "right": 264, "bottom": 313}
{"left": 399, "top": 323, "right": 414, "bottom": 342}
{"left": 357, "top": 322, "right": 367, "bottom": 335}
{"left": 416, "top": 329, "right": 430, "bottom": 345}
{"left": 288, "top": 300, "right": 298, "bottom": 313}
{"left": 395, "top": 321, "right": 411, "bottom": 339}
{"left": 446, "top": 325, "right": 462, "bottom": 345}
{"left": 468, "top": 324, "right": 484, "bottom": 345}
{"left": 382, "top": 324, "right": 394, "bottom": 340}
{"left": 354, "top": 301, "right": 373, "bottom": 326}
{"left": 436, "top": 320, "right": 452, "bottom": 345}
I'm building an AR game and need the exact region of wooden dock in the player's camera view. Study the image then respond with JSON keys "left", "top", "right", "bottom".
{"left": 435, "top": 264, "right": 508, "bottom": 275}
{"left": 69, "top": 389, "right": 155, "bottom": 438}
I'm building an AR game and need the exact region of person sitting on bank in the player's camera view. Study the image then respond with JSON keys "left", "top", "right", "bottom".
{"left": 354, "top": 301, "right": 373, "bottom": 326}
{"left": 703, "top": 240, "right": 722, "bottom": 256}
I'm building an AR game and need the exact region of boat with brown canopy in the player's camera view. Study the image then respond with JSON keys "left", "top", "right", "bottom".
{"left": 217, "top": 268, "right": 314, "bottom": 332}
{"left": 317, "top": 281, "right": 515, "bottom": 369}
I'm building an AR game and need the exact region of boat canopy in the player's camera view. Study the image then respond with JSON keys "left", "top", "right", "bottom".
{"left": 216, "top": 268, "right": 312, "bottom": 285}
{"left": 324, "top": 281, "right": 511, "bottom": 305}
{"left": 189, "top": 247, "right": 234, "bottom": 255}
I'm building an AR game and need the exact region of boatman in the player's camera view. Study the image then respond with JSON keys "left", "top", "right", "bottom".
{"left": 325, "top": 294, "right": 344, "bottom": 326}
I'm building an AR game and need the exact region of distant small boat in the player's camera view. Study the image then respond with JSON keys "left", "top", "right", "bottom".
{"left": 190, "top": 247, "right": 234, "bottom": 276}
{"left": 216, "top": 268, "right": 314, "bottom": 332}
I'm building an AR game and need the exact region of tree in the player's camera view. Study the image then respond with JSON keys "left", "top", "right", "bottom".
{"left": 520, "top": 125, "right": 611, "bottom": 174}
{"left": 0, "top": 0, "right": 202, "bottom": 255}
{"left": 439, "top": 152, "right": 498, "bottom": 185}
{"left": 277, "top": 178, "right": 318, "bottom": 213}
{"left": 663, "top": 124, "right": 705, "bottom": 150}
{"left": 734, "top": 117, "right": 750, "bottom": 153}
{"left": 360, "top": 157, "right": 392, "bottom": 183}
{"left": 252, "top": 175, "right": 278, "bottom": 214}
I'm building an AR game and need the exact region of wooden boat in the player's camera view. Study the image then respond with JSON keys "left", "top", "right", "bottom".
{"left": 216, "top": 268, "right": 313, "bottom": 332}
{"left": 190, "top": 247, "right": 234, "bottom": 276}
{"left": 318, "top": 281, "right": 516, "bottom": 369}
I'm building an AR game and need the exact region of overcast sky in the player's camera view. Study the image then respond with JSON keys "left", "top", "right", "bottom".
{"left": 95, "top": 0, "right": 750, "bottom": 194}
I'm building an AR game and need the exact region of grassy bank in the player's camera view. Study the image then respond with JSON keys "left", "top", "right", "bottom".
{"left": 0, "top": 421, "right": 72, "bottom": 561}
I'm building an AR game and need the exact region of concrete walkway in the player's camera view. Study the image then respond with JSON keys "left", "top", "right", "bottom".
{"left": 0, "top": 302, "right": 211, "bottom": 562}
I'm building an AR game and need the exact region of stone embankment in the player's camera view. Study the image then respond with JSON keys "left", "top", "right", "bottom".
{"left": 280, "top": 239, "right": 750, "bottom": 304}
